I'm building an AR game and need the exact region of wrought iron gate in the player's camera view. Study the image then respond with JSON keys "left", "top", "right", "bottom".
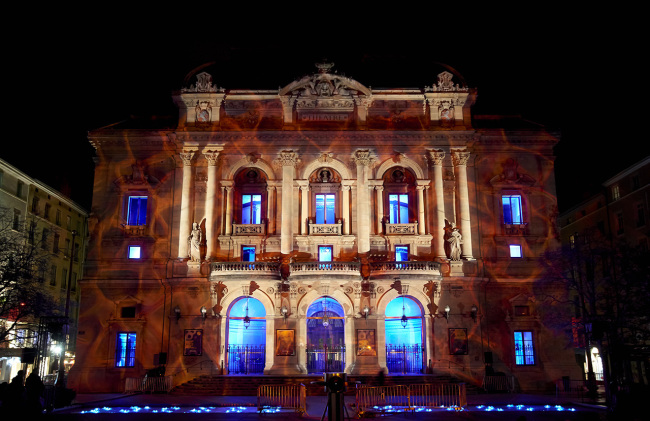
{"left": 227, "top": 345, "right": 265, "bottom": 374}
{"left": 386, "top": 344, "right": 424, "bottom": 374}
{"left": 306, "top": 345, "right": 346, "bottom": 373}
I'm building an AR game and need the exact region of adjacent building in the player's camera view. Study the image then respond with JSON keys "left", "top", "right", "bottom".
{"left": 558, "top": 156, "right": 650, "bottom": 394}
{"left": 69, "top": 62, "right": 581, "bottom": 393}
{"left": 0, "top": 158, "right": 89, "bottom": 383}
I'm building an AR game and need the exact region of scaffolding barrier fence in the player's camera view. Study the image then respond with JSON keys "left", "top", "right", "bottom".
{"left": 257, "top": 383, "right": 307, "bottom": 414}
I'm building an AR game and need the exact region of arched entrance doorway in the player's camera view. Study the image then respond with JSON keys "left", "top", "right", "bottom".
{"left": 306, "top": 296, "right": 345, "bottom": 373}
{"left": 226, "top": 296, "right": 266, "bottom": 374}
{"left": 385, "top": 295, "right": 424, "bottom": 374}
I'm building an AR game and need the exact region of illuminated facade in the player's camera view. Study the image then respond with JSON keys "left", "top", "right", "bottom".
{"left": 69, "top": 63, "right": 581, "bottom": 393}
{"left": 0, "top": 158, "right": 88, "bottom": 383}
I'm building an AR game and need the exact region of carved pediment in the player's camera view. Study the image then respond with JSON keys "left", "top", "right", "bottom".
{"left": 490, "top": 158, "right": 536, "bottom": 187}
{"left": 113, "top": 161, "right": 160, "bottom": 190}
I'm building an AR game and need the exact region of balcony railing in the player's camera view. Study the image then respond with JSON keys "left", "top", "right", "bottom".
{"left": 503, "top": 223, "right": 528, "bottom": 235}
{"left": 386, "top": 223, "right": 418, "bottom": 235}
{"left": 211, "top": 261, "right": 280, "bottom": 273}
{"left": 233, "top": 223, "right": 266, "bottom": 235}
{"left": 123, "top": 224, "right": 146, "bottom": 236}
{"left": 290, "top": 261, "right": 360, "bottom": 273}
{"left": 308, "top": 222, "right": 342, "bottom": 235}
{"left": 370, "top": 261, "right": 440, "bottom": 273}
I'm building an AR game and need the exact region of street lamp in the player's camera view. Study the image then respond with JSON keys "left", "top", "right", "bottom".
{"left": 56, "top": 229, "right": 77, "bottom": 389}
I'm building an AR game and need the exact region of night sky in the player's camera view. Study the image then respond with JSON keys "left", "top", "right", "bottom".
{"left": 4, "top": 14, "right": 646, "bottom": 213}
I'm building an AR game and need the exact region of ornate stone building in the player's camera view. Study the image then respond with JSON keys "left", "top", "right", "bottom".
{"left": 69, "top": 62, "right": 581, "bottom": 393}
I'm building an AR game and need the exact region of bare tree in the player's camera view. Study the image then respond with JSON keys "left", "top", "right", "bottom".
{"left": 0, "top": 207, "right": 58, "bottom": 346}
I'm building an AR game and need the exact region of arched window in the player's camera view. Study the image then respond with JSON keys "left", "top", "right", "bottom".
{"left": 309, "top": 168, "right": 341, "bottom": 226}
{"left": 227, "top": 296, "right": 266, "bottom": 374}
{"left": 385, "top": 295, "right": 424, "bottom": 374}
{"left": 382, "top": 167, "right": 417, "bottom": 233}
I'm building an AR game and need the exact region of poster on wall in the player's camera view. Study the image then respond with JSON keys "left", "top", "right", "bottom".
{"left": 449, "top": 328, "right": 468, "bottom": 355}
{"left": 357, "top": 329, "right": 377, "bottom": 356}
{"left": 184, "top": 329, "right": 203, "bottom": 356}
{"left": 276, "top": 329, "right": 295, "bottom": 356}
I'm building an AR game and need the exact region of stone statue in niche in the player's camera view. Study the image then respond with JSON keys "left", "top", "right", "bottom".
{"left": 444, "top": 220, "right": 463, "bottom": 261}
{"left": 188, "top": 222, "right": 202, "bottom": 262}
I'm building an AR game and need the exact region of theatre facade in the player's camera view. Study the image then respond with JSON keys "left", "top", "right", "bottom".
{"left": 69, "top": 63, "right": 582, "bottom": 393}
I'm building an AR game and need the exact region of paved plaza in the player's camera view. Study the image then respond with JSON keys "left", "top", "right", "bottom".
{"left": 41, "top": 392, "right": 615, "bottom": 420}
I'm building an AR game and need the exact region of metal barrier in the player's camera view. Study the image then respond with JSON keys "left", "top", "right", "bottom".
{"left": 227, "top": 344, "right": 265, "bottom": 374}
{"left": 124, "top": 375, "right": 173, "bottom": 393}
{"left": 257, "top": 383, "right": 307, "bottom": 414}
{"left": 482, "top": 374, "right": 515, "bottom": 393}
{"left": 356, "top": 383, "right": 466, "bottom": 415}
{"left": 409, "top": 383, "right": 467, "bottom": 408}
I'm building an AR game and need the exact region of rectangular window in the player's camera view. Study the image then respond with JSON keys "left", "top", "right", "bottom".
{"left": 61, "top": 268, "right": 68, "bottom": 290}
{"left": 502, "top": 195, "right": 523, "bottom": 224}
{"left": 241, "top": 194, "right": 262, "bottom": 224}
{"left": 50, "top": 265, "right": 57, "bottom": 286}
{"left": 242, "top": 246, "right": 256, "bottom": 262}
{"left": 44, "top": 203, "right": 51, "bottom": 219}
{"left": 41, "top": 228, "right": 49, "bottom": 250}
{"left": 127, "top": 196, "right": 148, "bottom": 226}
{"left": 121, "top": 307, "right": 136, "bottom": 318}
{"left": 12, "top": 209, "right": 21, "bottom": 230}
{"left": 616, "top": 213, "right": 624, "bottom": 235}
{"left": 315, "top": 194, "right": 336, "bottom": 224}
{"left": 318, "top": 245, "right": 333, "bottom": 262}
{"left": 514, "top": 331, "right": 535, "bottom": 365}
{"left": 128, "top": 245, "right": 141, "bottom": 259}
{"left": 71, "top": 272, "right": 77, "bottom": 292}
{"left": 65, "top": 238, "right": 71, "bottom": 256}
{"left": 388, "top": 194, "right": 409, "bottom": 224}
{"left": 514, "top": 306, "right": 530, "bottom": 316}
{"left": 636, "top": 203, "right": 645, "bottom": 227}
{"left": 53, "top": 233, "right": 60, "bottom": 253}
{"left": 17, "top": 180, "right": 24, "bottom": 198}
{"left": 395, "top": 245, "right": 409, "bottom": 262}
{"left": 31, "top": 196, "right": 40, "bottom": 214}
{"left": 66, "top": 215, "right": 71, "bottom": 230}
{"left": 509, "top": 244, "right": 522, "bottom": 258}
{"left": 612, "top": 184, "right": 620, "bottom": 201}
{"left": 56, "top": 210, "right": 61, "bottom": 226}
{"left": 115, "top": 332, "right": 137, "bottom": 367}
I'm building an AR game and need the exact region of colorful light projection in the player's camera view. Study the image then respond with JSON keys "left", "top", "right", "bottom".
{"left": 306, "top": 297, "right": 344, "bottom": 345}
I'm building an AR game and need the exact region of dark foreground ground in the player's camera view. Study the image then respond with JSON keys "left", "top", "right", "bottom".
{"left": 38, "top": 393, "right": 625, "bottom": 421}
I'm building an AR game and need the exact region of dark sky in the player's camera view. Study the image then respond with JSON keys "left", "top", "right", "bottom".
{"left": 3, "top": 14, "right": 646, "bottom": 213}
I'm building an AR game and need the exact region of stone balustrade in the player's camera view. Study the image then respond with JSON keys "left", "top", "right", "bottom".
{"left": 232, "top": 223, "right": 266, "bottom": 235}
{"left": 385, "top": 222, "right": 418, "bottom": 235}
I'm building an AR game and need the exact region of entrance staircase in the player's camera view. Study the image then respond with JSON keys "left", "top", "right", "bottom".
{"left": 170, "top": 374, "right": 479, "bottom": 396}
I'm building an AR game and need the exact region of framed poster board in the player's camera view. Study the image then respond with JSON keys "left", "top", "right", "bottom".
{"left": 449, "top": 328, "right": 468, "bottom": 355}
{"left": 184, "top": 329, "right": 203, "bottom": 356}
{"left": 357, "top": 329, "right": 377, "bottom": 356}
{"left": 276, "top": 329, "right": 295, "bottom": 356}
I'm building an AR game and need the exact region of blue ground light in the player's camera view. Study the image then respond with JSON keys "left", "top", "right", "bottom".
{"left": 77, "top": 403, "right": 578, "bottom": 415}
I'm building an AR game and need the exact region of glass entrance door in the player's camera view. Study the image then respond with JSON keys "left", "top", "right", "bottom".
{"left": 306, "top": 297, "right": 345, "bottom": 373}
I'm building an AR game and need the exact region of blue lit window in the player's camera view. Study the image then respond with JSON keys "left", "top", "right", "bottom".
{"left": 228, "top": 297, "right": 266, "bottom": 346}
{"left": 127, "top": 196, "right": 148, "bottom": 226}
{"left": 318, "top": 245, "right": 333, "bottom": 262}
{"left": 242, "top": 194, "right": 262, "bottom": 224}
{"left": 242, "top": 246, "right": 255, "bottom": 262}
{"left": 514, "top": 331, "right": 535, "bottom": 365}
{"left": 389, "top": 194, "right": 409, "bottom": 224}
{"left": 128, "top": 246, "right": 141, "bottom": 259}
{"left": 315, "top": 194, "right": 336, "bottom": 224}
{"left": 502, "top": 195, "right": 523, "bottom": 224}
{"left": 395, "top": 245, "right": 409, "bottom": 262}
{"left": 115, "top": 332, "right": 137, "bottom": 367}
{"left": 509, "top": 244, "right": 522, "bottom": 258}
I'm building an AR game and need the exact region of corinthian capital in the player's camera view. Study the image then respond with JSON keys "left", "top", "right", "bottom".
{"left": 451, "top": 149, "right": 470, "bottom": 166}
{"left": 180, "top": 150, "right": 195, "bottom": 166}
{"left": 273, "top": 150, "right": 301, "bottom": 169}
{"left": 428, "top": 149, "right": 445, "bottom": 165}
{"left": 203, "top": 151, "right": 220, "bottom": 166}
{"left": 352, "top": 149, "right": 375, "bottom": 167}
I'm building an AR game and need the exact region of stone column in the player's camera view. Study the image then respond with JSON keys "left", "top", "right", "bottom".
{"left": 178, "top": 150, "right": 194, "bottom": 259}
{"left": 203, "top": 149, "right": 220, "bottom": 260}
{"left": 300, "top": 183, "right": 309, "bottom": 235}
{"left": 375, "top": 186, "right": 384, "bottom": 235}
{"left": 342, "top": 184, "right": 351, "bottom": 235}
{"left": 267, "top": 185, "right": 275, "bottom": 234}
{"left": 451, "top": 149, "right": 473, "bottom": 259}
{"left": 417, "top": 185, "right": 426, "bottom": 235}
{"left": 429, "top": 150, "right": 446, "bottom": 258}
{"left": 224, "top": 186, "right": 233, "bottom": 236}
{"left": 275, "top": 151, "right": 300, "bottom": 255}
{"left": 353, "top": 150, "right": 374, "bottom": 254}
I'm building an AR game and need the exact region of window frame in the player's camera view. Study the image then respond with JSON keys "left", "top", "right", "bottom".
{"left": 388, "top": 193, "right": 410, "bottom": 224}
{"left": 509, "top": 244, "right": 523, "bottom": 258}
{"left": 395, "top": 244, "right": 409, "bottom": 262}
{"left": 242, "top": 245, "right": 256, "bottom": 262}
{"left": 126, "top": 195, "right": 148, "bottom": 226}
{"left": 315, "top": 193, "right": 337, "bottom": 224}
{"left": 318, "top": 245, "right": 333, "bottom": 262}
{"left": 513, "top": 330, "right": 535, "bottom": 366}
{"left": 128, "top": 245, "right": 142, "bottom": 259}
{"left": 502, "top": 194, "right": 524, "bottom": 225}
{"left": 115, "top": 332, "right": 137, "bottom": 368}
